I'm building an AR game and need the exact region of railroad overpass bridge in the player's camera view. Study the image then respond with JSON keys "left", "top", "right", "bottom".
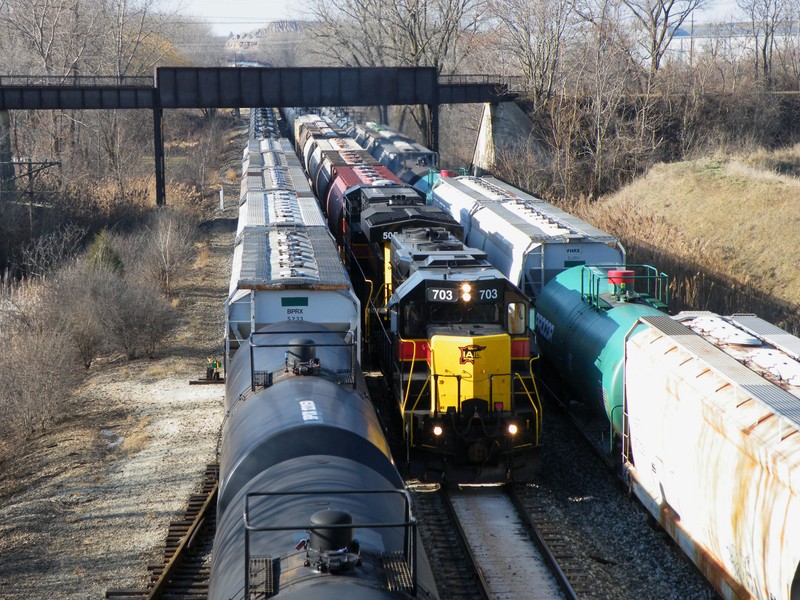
{"left": 0, "top": 67, "right": 520, "bottom": 205}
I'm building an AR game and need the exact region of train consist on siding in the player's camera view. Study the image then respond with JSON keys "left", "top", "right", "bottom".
{"left": 536, "top": 265, "right": 800, "bottom": 600}
{"left": 341, "top": 117, "right": 626, "bottom": 299}
{"left": 282, "top": 108, "right": 543, "bottom": 483}
{"left": 345, "top": 117, "right": 800, "bottom": 600}
{"left": 210, "top": 108, "right": 439, "bottom": 600}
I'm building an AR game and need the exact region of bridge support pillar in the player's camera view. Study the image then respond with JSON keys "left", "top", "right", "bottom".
{"left": 153, "top": 106, "right": 165, "bottom": 207}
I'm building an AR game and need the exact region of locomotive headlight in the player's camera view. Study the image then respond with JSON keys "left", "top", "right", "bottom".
{"left": 433, "top": 424, "right": 444, "bottom": 437}
{"left": 507, "top": 423, "right": 518, "bottom": 435}
{"left": 462, "top": 292, "right": 472, "bottom": 302}
{"left": 461, "top": 283, "right": 471, "bottom": 293}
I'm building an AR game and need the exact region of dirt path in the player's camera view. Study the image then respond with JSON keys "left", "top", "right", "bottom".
{"left": 0, "top": 197, "right": 240, "bottom": 597}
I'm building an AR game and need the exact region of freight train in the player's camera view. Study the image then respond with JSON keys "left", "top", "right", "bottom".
{"left": 210, "top": 108, "right": 439, "bottom": 600}
{"left": 346, "top": 116, "right": 800, "bottom": 600}
{"left": 535, "top": 264, "right": 800, "bottom": 600}
{"left": 342, "top": 117, "right": 626, "bottom": 299}
{"left": 282, "top": 108, "right": 542, "bottom": 483}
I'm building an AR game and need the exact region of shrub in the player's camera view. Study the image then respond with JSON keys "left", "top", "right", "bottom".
{"left": 90, "top": 268, "right": 174, "bottom": 359}
{"left": 117, "top": 208, "right": 198, "bottom": 296}
{"left": 87, "top": 229, "right": 124, "bottom": 273}
{"left": 0, "top": 279, "right": 80, "bottom": 440}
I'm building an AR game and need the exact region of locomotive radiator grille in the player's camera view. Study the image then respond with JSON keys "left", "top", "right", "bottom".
{"left": 248, "top": 556, "right": 275, "bottom": 599}
{"left": 381, "top": 551, "right": 413, "bottom": 592}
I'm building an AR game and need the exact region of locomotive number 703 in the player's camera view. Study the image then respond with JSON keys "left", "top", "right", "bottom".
{"left": 430, "top": 288, "right": 455, "bottom": 301}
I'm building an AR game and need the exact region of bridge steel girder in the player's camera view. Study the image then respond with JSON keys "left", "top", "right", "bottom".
{"left": 0, "top": 67, "right": 515, "bottom": 205}
{"left": 155, "top": 67, "right": 439, "bottom": 109}
{"left": 0, "top": 86, "right": 155, "bottom": 110}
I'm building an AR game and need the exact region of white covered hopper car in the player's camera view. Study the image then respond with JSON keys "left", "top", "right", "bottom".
{"left": 430, "top": 176, "right": 625, "bottom": 298}
{"left": 624, "top": 312, "right": 800, "bottom": 600}
{"left": 226, "top": 117, "right": 361, "bottom": 363}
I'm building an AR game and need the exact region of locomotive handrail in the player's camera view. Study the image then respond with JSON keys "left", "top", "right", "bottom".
{"left": 486, "top": 372, "right": 542, "bottom": 444}
{"left": 364, "top": 277, "right": 375, "bottom": 338}
{"left": 248, "top": 332, "right": 358, "bottom": 391}
{"left": 401, "top": 336, "right": 418, "bottom": 416}
{"left": 513, "top": 373, "right": 542, "bottom": 444}
{"left": 429, "top": 372, "right": 463, "bottom": 414}
{"left": 580, "top": 264, "right": 669, "bottom": 310}
{"left": 243, "top": 489, "right": 418, "bottom": 598}
{"left": 527, "top": 356, "right": 544, "bottom": 438}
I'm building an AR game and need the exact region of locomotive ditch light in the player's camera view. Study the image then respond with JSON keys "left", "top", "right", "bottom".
{"left": 507, "top": 423, "right": 519, "bottom": 435}
{"left": 460, "top": 282, "right": 472, "bottom": 302}
{"left": 432, "top": 422, "right": 444, "bottom": 436}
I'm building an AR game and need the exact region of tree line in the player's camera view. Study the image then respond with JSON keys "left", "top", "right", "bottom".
{"left": 297, "top": 0, "right": 800, "bottom": 198}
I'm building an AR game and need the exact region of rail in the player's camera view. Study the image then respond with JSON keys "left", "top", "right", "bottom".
{"left": 105, "top": 464, "right": 219, "bottom": 600}
{"left": 438, "top": 488, "right": 492, "bottom": 600}
{"left": 505, "top": 486, "right": 580, "bottom": 600}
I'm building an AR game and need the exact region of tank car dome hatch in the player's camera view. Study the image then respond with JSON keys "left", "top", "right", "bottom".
{"left": 309, "top": 509, "right": 354, "bottom": 552}
{"left": 286, "top": 337, "right": 321, "bottom": 376}
{"left": 299, "top": 509, "right": 362, "bottom": 574}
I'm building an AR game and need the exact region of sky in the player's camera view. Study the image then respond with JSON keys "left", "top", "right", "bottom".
{"left": 174, "top": 0, "right": 742, "bottom": 37}
{"left": 173, "top": 0, "right": 307, "bottom": 36}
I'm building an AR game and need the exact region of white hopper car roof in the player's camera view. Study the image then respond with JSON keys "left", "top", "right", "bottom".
{"left": 640, "top": 312, "right": 800, "bottom": 428}
{"left": 236, "top": 190, "right": 326, "bottom": 241}
{"left": 226, "top": 226, "right": 359, "bottom": 356}
{"left": 242, "top": 135, "right": 312, "bottom": 195}
{"left": 437, "top": 176, "right": 619, "bottom": 244}
{"left": 625, "top": 312, "right": 800, "bottom": 600}
{"left": 431, "top": 176, "right": 624, "bottom": 296}
{"left": 229, "top": 227, "right": 350, "bottom": 295}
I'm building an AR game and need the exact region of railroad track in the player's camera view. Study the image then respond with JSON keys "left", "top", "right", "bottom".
{"left": 105, "top": 463, "right": 219, "bottom": 600}
{"left": 411, "top": 481, "right": 592, "bottom": 600}
{"left": 408, "top": 481, "right": 489, "bottom": 600}
{"left": 448, "top": 485, "right": 576, "bottom": 600}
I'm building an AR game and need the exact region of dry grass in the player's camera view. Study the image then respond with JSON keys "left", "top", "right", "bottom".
{"left": 141, "top": 358, "right": 187, "bottom": 379}
{"left": 120, "top": 417, "right": 152, "bottom": 455}
{"left": 193, "top": 243, "right": 211, "bottom": 270}
{"left": 574, "top": 148, "right": 800, "bottom": 331}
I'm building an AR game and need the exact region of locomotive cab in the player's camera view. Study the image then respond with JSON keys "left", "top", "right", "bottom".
{"left": 380, "top": 230, "right": 542, "bottom": 482}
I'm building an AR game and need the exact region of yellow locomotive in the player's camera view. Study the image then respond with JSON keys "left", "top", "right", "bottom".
{"left": 370, "top": 227, "right": 542, "bottom": 482}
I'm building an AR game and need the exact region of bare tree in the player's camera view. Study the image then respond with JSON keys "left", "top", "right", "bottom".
{"left": 21, "top": 222, "right": 87, "bottom": 277}
{"left": 90, "top": 266, "right": 173, "bottom": 358}
{"left": 738, "top": 0, "right": 792, "bottom": 86}
{"left": 306, "top": 0, "right": 485, "bottom": 135}
{"left": 120, "top": 209, "right": 198, "bottom": 296}
{"left": 488, "top": 0, "right": 574, "bottom": 114}
{"left": 0, "top": 277, "right": 80, "bottom": 439}
{"left": 619, "top": 0, "right": 710, "bottom": 88}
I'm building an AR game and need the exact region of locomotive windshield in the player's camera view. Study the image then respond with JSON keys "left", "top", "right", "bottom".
{"left": 429, "top": 302, "right": 501, "bottom": 325}
{"left": 403, "top": 301, "right": 503, "bottom": 337}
